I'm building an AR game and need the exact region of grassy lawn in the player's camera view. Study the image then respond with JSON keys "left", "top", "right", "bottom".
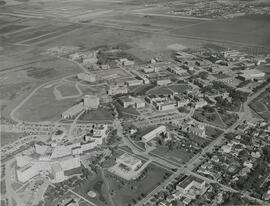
{"left": 15, "top": 87, "right": 77, "bottom": 122}
{"left": 259, "top": 111, "right": 270, "bottom": 121}
{"left": 79, "top": 108, "right": 114, "bottom": 122}
{"left": 114, "top": 102, "right": 139, "bottom": 118}
{"left": 106, "top": 164, "right": 171, "bottom": 206}
{"left": 1, "top": 180, "right": 6, "bottom": 195}
{"left": 131, "top": 84, "right": 155, "bottom": 96}
{"left": 249, "top": 89, "right": 270, "bottom": 121}
{"left": 151, "top": 146, "right": 193, "bottom": 164}
{"left": 188, "top": 134, "right": 209, "bottom": 147}
{"left": 193, "top": 109, "right": 226, "bottom": 128}
{"left": 0, "top": 132, "right": 25, "bottom": 146}
{"left": 260, "top": 94, "right": 270, "bottom": 110}
{"left": 249, "top": 101, "right": 268, "bottom": 113}
{"left": 205, "top": 126, "right": 223, "bottom": 139}
{"left": 147, "top": 86, "right": 173, "bottom": 96}
{"left": 167, "top": 84, "right": 192, "bottom": 93}
{"left": 56, "top": 82, "right": 80, "bottom": 97}
{"left": 219, "top": 112, "right": 238, "bottom": 127}
{"left": 73, "top": 173, "right": 110, "bottom": 206}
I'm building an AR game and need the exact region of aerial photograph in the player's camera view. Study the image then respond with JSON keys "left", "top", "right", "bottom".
{"left": 0, "top": 0, "right": 270, "bottom": 205}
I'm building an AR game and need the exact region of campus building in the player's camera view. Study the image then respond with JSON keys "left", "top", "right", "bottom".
{"left": 107, "top": 85, "right": 128, "bottom": 96}
{"left": 119, "top": 96, "right": 145, "bottom": 109}
{"left": 16, "top": 124, "right": 109, "bottom": 183}
{"left": 125, "top": 79, "right": 144, "bottom": 87}
{"left": 116, "top": 153, "right": 142, "bottom": 171}
{"left": 238, "top": 69, "right": 265, "bottom": 81}
{"left": 176, "top": 176, "right": 207, "bottom": 200}
{"left": 83, "top": 95, "right": 100, "bottom": 110}
{"left": 189, "top": 124, "right": 206, "bottom": 138}
{"left": 61, "top": 103, "right": 84, "bottom": 119}
{"left": 156, "top": 79, "right": 171, "bottom": 86}
{"left": 142, "top": 125, "right": 166, "bottom": 142}
{"left": 77, "top": 72, "right": 96, "bottom": 83}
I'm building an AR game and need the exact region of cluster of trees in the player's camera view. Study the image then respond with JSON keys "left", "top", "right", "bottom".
{"left": 252, "top": 78, "right": 270, "bottom": 93}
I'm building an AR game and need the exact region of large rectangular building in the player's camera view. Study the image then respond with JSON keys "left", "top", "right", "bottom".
{"left": 84, "top": 95, "right": 100, "bottom": 109}
{"left": 61, "top": 103, "right": 84, "bottom": 119}
{"left": 77, "top": 72, "right": 96, "bottom": 83}
{"left": 142, "top": 125, "right": 166, "bottom": 142}
{"left": 17, "top": 164, "right": 39, "bottom": 183}
{"left": 126, "top": 79, "right": 144, "bottom": 87}
{"left": 107, "top": 85, "right": 128, "bottom": 96}
{"left": 238, "top": 69, "right": 265, "bottom": 81}
{"left": 116, "top": 153, "right": 142, "bottom": 171}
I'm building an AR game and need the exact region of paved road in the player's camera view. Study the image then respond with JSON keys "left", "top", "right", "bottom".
{"left": 135, "top": 84, "right": 270, "bottom": 206}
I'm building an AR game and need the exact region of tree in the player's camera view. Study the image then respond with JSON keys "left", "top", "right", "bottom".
{"left": 198, "top": 71, "right": 209, "bottom": 80}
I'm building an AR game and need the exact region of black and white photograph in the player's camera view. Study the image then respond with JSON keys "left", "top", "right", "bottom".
{"left": 0, "top": 0, "right": 270, "bottom": 205}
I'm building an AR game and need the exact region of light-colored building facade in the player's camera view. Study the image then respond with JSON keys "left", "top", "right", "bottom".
{"left": 116, "top": 153, "right": 142, "bottom": 171}
{"left": 61, "top": 103, "right": 84, "bottom": 119}
{"left": 77, "top": 72, "right": 96, "bottom": 83}
{"left": 83, "top": 95, "right": 100, "bottom": 110}
{"left": 156, "top": 79, "right": 171, "bottom": 86}
{"left": 142, "top": 125, "right": 166, "bottom": 142}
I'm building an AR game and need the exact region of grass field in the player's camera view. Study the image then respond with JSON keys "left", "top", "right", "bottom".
{"left": 147, "top": 86, "right": 173, "bottom": 96}
{"left": 205, "top": 126, "right": 223, "bottom": 139}
{"left": 78, "top": 84, "right": 107, "bottom": 96}
{"left": 151, "top": 146, "right": 192, "bottom": 164}
{"left": 0, "top": 25, "right": 27, "bottom": 34}
{"left": 249, "top": 89, "right": 270, "bottom": 121}
{"left": 114, "top": 101, "right": 139, "bottom": 119}
{"left": 106, "top": 163, "right": 171, "bottom": 206}
{"left": 56, "top": 82, "right": 80, "bottom": 97}
{"left": 73, "top": 174, "right": 109, "bottom": 206}
{"left": 15, "top": 86, "right": 78, "bottom": 122}
{"left": 193, "top": 109, "right": 226, "bottom": 128}
{"left": 0, "top": 132, "right": 25, "bottom": 146}
{"left": 79, "top": 108, "right": 114, "bottom": 122}
{"left": 249, "top": 101, "right": 268, "bottom": 113}
{"left": 167, "top": 84, "right": 192, "bottom": 93}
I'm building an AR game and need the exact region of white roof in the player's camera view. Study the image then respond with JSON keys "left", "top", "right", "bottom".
{"left": 117, "top": 153, "right": 141, "bottom": 167}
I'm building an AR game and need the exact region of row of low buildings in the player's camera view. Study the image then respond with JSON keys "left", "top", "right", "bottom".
{"left": 116, "top": 91, "right": 206, "bottom": 112}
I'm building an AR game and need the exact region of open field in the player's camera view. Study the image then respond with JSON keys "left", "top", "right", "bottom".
{"left": 78, "top": 84, "right": 107, "bottom": 96}
{"left": 151, "top": 146, "right": 193, "bottom": 164}
{"left": 249, "top": 88, "right": 270, "bottom": 121}
{"left": 193, "top": 109, "right": 226, "bottom": 128}
{"left": 0, "top": 81, "right": 37, "bottom": 123}
{"left": 73, "top": 174, "right": 109, "bottom": 206}
{"left": 114, "top": 101, "right": 139, "bottom": 119}
{"left": 167, "top": 84, "right": 192, "bottom": 93}
{"left": 0, "top": 132, "right": 25, "bottom": 146}
{"left": 79, "top": 108, "right": 114, "bottom": 122}
{"left": 147, "top": 86, "right": 173, "bottom": 96}
{"left": 205, "top": 126, "right": 223, "bottom": 139}
{"left": 56, "top": 82, "right": 81, "bottom": 97}
{"left": 14, "top": 86, "right": 78, "bottom": 122}
{"left": 106, "top": 163, "right": 171, "bottom": 206}
{"left": 0, "top": 25, "right": 27, "bottom": 34}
